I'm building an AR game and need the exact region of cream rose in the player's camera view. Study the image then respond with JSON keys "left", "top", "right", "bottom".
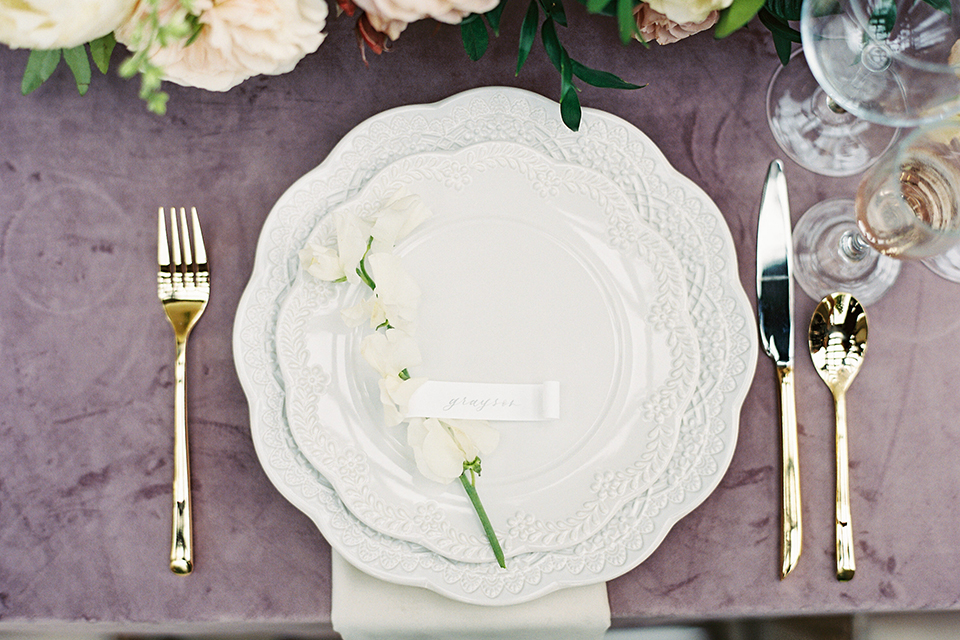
{"left": 641, "top": 0, "right": 731, "bottom": 27}
{"left": 115, "top": 0, "right": 328, "bottom": 92}
{"left": 354, "top": 0, "right": 498, "bottom": 40}
{"left": 0, "top": 0, "right": 137, "bottom": 50}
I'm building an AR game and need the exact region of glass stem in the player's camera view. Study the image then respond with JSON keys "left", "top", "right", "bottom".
{"left": 840, "top": 230, "right": 871, "bottom": 262}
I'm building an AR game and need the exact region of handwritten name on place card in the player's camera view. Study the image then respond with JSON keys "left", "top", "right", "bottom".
{"left": 406, "top": 381, "right": 560, "bottom": 421}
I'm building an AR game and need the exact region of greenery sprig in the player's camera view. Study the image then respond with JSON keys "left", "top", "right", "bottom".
{"left": 462, "top": 0, "right": 644, "bottom": 130}
{"left": 460, "top": 0, "right": 812, "bottom": 128}
{"left": 20, "top": 0, "right": 199, "bottom": 115}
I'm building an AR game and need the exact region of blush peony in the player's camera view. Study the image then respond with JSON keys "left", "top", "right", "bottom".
{"left": 634, "top": 3, "right": 719, "bottom": 44}
{"left": 115, "top": 0, "right": 328, "bottom": 92}
{"left": 0, "top": 0, "right": 137, "bottom": 50}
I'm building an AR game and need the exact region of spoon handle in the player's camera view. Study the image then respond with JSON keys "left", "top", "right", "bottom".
{"left": 835, "top": 391, "right": 856, "bottom": 581}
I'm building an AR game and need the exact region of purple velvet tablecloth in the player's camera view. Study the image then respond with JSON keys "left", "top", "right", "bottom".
{"left": 3, "top": 3, "right": 960, "bottom": 635}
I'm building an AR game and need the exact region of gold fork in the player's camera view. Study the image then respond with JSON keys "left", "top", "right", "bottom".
{"left": 157, "top": 207, "right": 210, "bottom": 575}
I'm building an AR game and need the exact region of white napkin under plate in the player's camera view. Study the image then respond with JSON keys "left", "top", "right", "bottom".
{"left": 331, "top": 551, "right": 611, "bottom": 640}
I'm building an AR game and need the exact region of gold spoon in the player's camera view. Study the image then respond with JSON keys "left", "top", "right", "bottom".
{"left": 809, "top": 292, "right": 868, "bottom": 581}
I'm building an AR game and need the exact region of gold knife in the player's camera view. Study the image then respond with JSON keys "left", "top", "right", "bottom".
{"left": 756, "top": 160, "right": 802, "bottom": 578}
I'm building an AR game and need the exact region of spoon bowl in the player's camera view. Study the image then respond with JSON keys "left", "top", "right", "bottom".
{"left": 809, "top": 292, "right": 868, "bottom": 581}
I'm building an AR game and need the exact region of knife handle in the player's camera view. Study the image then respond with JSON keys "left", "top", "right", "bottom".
{"left": 777, "top": 364, "right": 802, "bottom": 579}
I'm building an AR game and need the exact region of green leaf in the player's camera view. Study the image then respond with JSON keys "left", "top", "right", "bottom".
{"left": 715, "top": 0, "right": 766, "bottom": 37}
{"left": 460, "top": 14, "right": 489, "bottom": 61}
{"left": 763, "top": 0, "right": 801, "bottom": 21}
{"left": 922, "top": 0, "right": 951, "bottom": 14}
{"left": 571, "top": 59, "right": 644, "bottom": 89}
{"left": 88, "top": 33, "right": 116, "bottom": 74}
{"left": 758, "top": 8, "right": 801, "bottom": 42}
{"left": 21, "top": 49, "right": 62, "bottom": 96}
{"left": 484, "top": 0, "right": 507, "bottom": 35}
{"left": 616, "top": 0, "right": 637, "bottom": 44}
{"left": 560, "top": 46, "right": 573, "bottom": 91}
{"left": 586, "top": 0, "right": 616, "bottom": 14}
{"left": 516, "top": 0, "right": 539, "bottom": 75}
{"left": 541, "top": 17, "right": 563, "bottom": 71}
{"left": 63, "top": 45, "right": 91, "bottom": 96}
{"left": 538, "top": 0, "right": 567, "bottom": 26}
{"left": 560, "top": 84, "right": 581, "bottom": 131}
{"left": 772, "top": 30, "right": 793, "bottom": 63}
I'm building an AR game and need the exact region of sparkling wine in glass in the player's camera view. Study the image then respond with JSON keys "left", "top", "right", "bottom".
{"left": 793, "top": 119, "right": 960, "bottom": 304}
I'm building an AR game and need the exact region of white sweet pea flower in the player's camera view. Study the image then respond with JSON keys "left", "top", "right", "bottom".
{"left": 360, "top": 328, "right": 421, "bottom": 378}
{"left": 299, "top": 210, "right": 371, "bottom": 283}
{"left": 363, "top": 252, "right": 420, "bottom": 332}
{"left": 369, "top": 187, "right": 432, "bottom": 254}
{"left": 0, "top": 0, "right": 137, "bottom": 50}
{"left": 407, "top": 417, "right": 500, "bottom": 484}
{"left": 642, "top": 0, "right": 732, "bottom": 27}
{"left": 379, "top": 375, "right": 426, "bottom": 426}
{"left": 299, "top": 242, "right": 344, "bottom": 281}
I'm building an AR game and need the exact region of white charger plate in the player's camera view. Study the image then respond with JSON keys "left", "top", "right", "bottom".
{"left": 275, "top": 141, "right": 700, "bottom": 562}
{"left": 233, "top": 87, "right": 758, "bottom": 605}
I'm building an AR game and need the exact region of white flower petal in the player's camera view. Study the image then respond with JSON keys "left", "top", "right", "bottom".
{"left": 444, "top": 418, "right": 500, "bottom": 456}
{"left": 643, "top": 0, "right": 731, "bottom": 25}
{"left": 367, "top": 253, "right": 420, "bottom": 330}
{"left": 300, "top": 244, "right": 346, "bottom": 281}
{"left": 340, "top": 301, "right": 368, "bottom": 328}
{"left": 420, "top": 419, "right": 468, "bottom": 482}
{"left": 360, "top": 329, "right": 421, "bottom": 378}
{"left": 335, "top": 211, "right": 371, "bottom": 284}
{"left": 369, "top": 187, "right": 432, "bottom": 252}
{"left": 379, "top": 376, "right": 426, "bottom": 426}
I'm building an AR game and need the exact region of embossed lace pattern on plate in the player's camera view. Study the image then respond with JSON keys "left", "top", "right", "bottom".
{"left": 233, "top": 87, "right": 758, "bottom": 605}
{"left": 274, "top": 141, "right": 701, "bottom": 561}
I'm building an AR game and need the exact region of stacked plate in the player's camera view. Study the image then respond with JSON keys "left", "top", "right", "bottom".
{"left": 233, "top": 87, "right": 758, "bottom": 605}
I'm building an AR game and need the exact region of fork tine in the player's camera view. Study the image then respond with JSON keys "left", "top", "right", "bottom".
{"left": 158, "top": 207, "right": 171, "bottom": 268}
{"left": 191, "top": 207, "right": 207, "bottom": 266}
{"left": 169, "top": 206, "right": 183, "bottom": 276}
{"left": 179, "top": 207, "right": 193, "bottom": 267}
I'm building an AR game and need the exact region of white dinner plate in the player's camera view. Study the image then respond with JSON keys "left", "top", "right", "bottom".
{"left": 274, "top": 141, "right": 700, "bottom": 562}
{"left": 233, "top": 87, "right": 758, "bottom": 605}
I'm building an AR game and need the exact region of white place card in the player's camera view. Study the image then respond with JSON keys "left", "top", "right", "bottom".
{"left": 406, "top": 381, "right": 560, "bottom": 421}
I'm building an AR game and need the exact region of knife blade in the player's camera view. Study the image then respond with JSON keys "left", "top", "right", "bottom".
{"left": 756, "top": 159, "right": 802, "bottom": 579}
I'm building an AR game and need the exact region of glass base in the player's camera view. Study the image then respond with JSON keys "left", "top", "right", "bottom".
{"left": 923, "top": 246, "right": 960, "bottom": 283}
{"left": 766, "top": 50, "right": 900, "bottom": 177}
{"left": 793, "top": 198, "right": 901, "bottom": 306}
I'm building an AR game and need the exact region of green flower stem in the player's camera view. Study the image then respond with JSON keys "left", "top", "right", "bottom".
{"left": 459, "top": 469, "right": 506, "bottom": 569}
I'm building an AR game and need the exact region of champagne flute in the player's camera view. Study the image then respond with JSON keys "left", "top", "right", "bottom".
{"left": 794, "top": 119, "right": 960, "bottom": 305}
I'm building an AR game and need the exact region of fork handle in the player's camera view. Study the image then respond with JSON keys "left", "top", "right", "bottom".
{"left": 170, "top": 334, "right": 193, "bottom": 575}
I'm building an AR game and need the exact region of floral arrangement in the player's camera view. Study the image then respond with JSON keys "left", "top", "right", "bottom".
{"left": 2, "top": 0, "right": 801, "bottom": 130}
{"left": 299, "top": 187, "right": 506, "bottom": 567}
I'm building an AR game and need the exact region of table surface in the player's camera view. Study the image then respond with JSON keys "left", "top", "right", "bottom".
{"left": 3, "top": 3, "right": 960, "bottom": 634}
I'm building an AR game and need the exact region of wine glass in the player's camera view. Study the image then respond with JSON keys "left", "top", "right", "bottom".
{"left": 767, "top": 0, "right": 960, "bottom": 177}
{"left": 794, "top": 119, "right": 960, "bottom": 305}
{"left": 766, "top": 48, "right": 900, "bottom": 177}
